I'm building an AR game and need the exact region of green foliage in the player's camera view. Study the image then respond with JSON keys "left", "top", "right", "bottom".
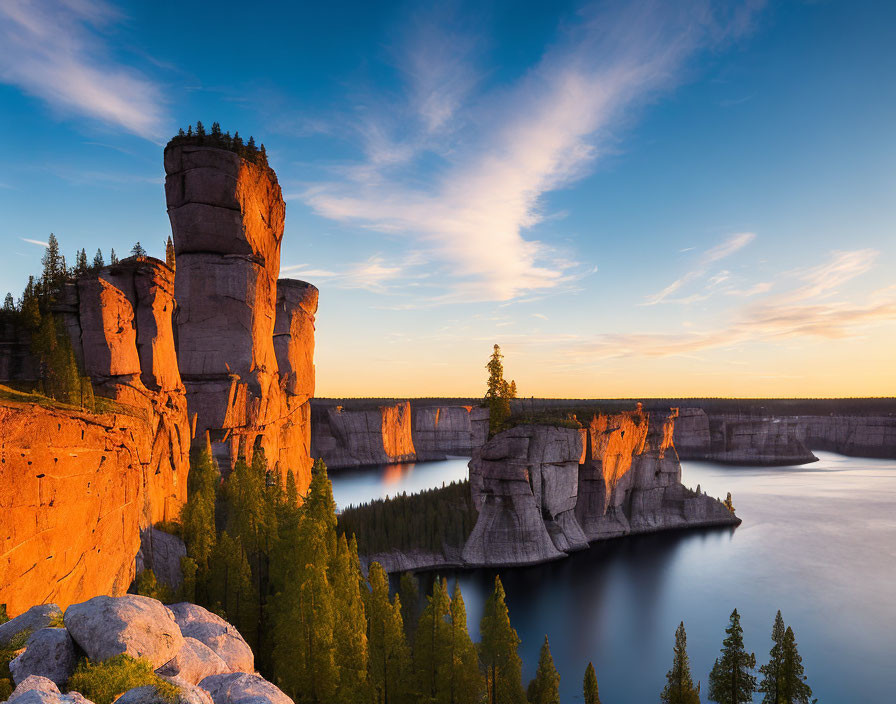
{"left": 0, "top": 605, "right": 7, "bottom": 625}
{"left": 399, "top": 572, "right": 420, "bottom": 646}
{"left": 485, "top": 344, "right": 517, "bottom": 436}
{"left": 444, "top": 582, "right": 485, "bottom": 704}
{"left": 708, "top": 609, "right": 757, "bottom": 704}
{"left": 367, "top": 562, "right": 411, "bottom": 704}
{"left": 66, "top": 654, "right": 179, "bottom": 704}
{"left": 337, "top": 480, "right": 477, "bottom": 557}
{"left": 781, "top": 625, "right": 813, "bottom": 704}
{"left": 480, "top": 576, "right": 526, "bottom": 704}
{"left": 130, "top": 242, "right": 147, "bottom": 258}
{"left": 723, "top": 493, "right": 735, "bottom": 514}
{"left": 1, "top": 629, "right": 31, "bottom": 702}
{"left": 134, "top": 569, "right": 174, "bottom": 604}
{"left": 166, "top": 124, "right": 271, "bottom": 170}
{"left": 583, "top": 662, "right": 600, "bottom": 704}
{"left": 528, "top": 636, "right": 560, "bottom": 704}
{"left": 414, "top": 578, "right": 451, "bottom": 699}
{"left": 662, "top": 622, "right": 700, "bottom": 704}
{"left": 758, "top": 611, "right": 785, "bottom": 704}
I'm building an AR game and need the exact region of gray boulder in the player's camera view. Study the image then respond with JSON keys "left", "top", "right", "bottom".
{"left": 6, "top": 676, "right": 94, "bottom": 704}
{"left": 167, "top": 604, "right": 253, "bottom": 673}
{"left": 9, "top": 628, "right": 75, "bottom": 687}
{"left": 156, "top": 637, "right": 230, "bottom": 685}
{"left": 116, "top": 682, "right": 212, "bottom": 704}
{"left": 0, "top": 605, "right": 62, "bottom": 648}
{"left": 198, "top": 674, "right": 293, "bottom": 704}
{"left": 64, "top": 595, "right": 184, "bottom": 668}
{"left": 138, "top": 528, "right": 187, "bottom": 591}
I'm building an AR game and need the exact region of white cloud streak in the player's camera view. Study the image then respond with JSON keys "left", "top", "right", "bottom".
{"left": 304, "top": 1, "right": 764, "bottom": 303}
{"left": 0, "top": 0, "right": 166, "bottom": 140}
{"left": 642, "top": 232, "right": 755, "bottom": 305}
{"left": 20, "top": 237, "right": 50, "bottom": 248}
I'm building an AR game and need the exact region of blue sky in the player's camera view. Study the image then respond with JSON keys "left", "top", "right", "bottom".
{"left": 1, "top": 0, "right": 894, "bottom": 397}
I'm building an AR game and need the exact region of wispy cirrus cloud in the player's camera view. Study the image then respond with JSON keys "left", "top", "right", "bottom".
{"left": 303, "top": 1, "right": 765, "bottom": 303}
{"left": 281, "top": 255, "right": 415, "bottom": 294}
{"left": 0, "top": 0, "right": 166, "bottom": 140}
{"left": 562, "top": 249, "right": 896, "bottom": 361}
{"left": 20, "top": 237, "right": 49, "bottom": 248}
{"left": 642, "top": 231, "right": 756, "bottom": 305}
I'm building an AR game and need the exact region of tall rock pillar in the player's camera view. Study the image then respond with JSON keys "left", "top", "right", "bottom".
{"left": 164, "top": 144, "right": 316, "bottom": 490}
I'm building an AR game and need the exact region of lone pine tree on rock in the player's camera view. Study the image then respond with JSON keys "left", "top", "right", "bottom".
{"left": 708, "top": 609, "right": 757, "bottom": 704}
{"left": 661, "top": 622, "right": 701, "bottom": 704}
{"left": 485, "top": 344, "right": 517, "bottom": 436}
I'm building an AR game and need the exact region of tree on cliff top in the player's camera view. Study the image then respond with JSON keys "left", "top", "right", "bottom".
{"left": 131, "top": 241, "right": 147, "bottom": 258}
{"left": 485, "top": 344, "right": 517, "bottom": 436}
{"left": 661, "top": 622, "right": 701, "bottom": 704}
{"left": 708, "top": 609, "right": 756, "bottom": 704}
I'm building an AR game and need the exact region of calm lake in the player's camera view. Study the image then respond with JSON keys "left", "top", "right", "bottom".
{"left": 330, "top": 452, "right": 896, "bottom": 702}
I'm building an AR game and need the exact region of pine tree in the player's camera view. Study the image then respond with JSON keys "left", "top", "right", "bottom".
{"left": 485, "top": 344, "right": 514, "bottom": 436}
{"left": 443, "top": 582, "right": 484, "bottom": 704}
{"left": 479, "top": 576, "right": 525, "bottom": 704}
{"left": 165, "top": 237, "right": 176, "bottom": 270}
{"left": 211, "top": 122, "right": 222, "bottom": 138}
{"left": 583, "top": 663, "right": 600, "bottom": 704}
{"left": 247, "top": 135, "right": 257, "bottom": 155}
{"left": 92, "top": 249, "right": 104, "bottom": 270}
{"left": 196, "top": 120, "right": 206, "bottom": 138}
{"left": 41, "top": 233, "right": 65, "bottom": 299}
{"left": 758, "top": 611, "right": 785, "bottom": 704}
{"left": 131, "top": 242, "right": 147, "bottom": 258}
{"left": 399, "top": 572, "right": 420, "bottom": 645}
{"left": 662, "top": 622, "right": 700, "bottom": 704}
{"left": 528, "top": 636, "right": 560, "bottom": 704}
{"left": 2, "top": 293, "right": 14, "bottom": 311}
{"left": 207, "top": 532, "right": 257, "bottom": 644}
{"left": 367, "top": 562, "right": 411, "bottom": 704}
{"left": 330, "top": 533, "right": 370, "bottom": 703}
{"left": 74, "top": 248, "right": 89, "bottom": 278}
{"left": 708, "top": 609, "right": 756, "bottom": 704}
{"left": 723, "top": 493, "right": 735, "bottom": 513}
{"left": 415, "top": 577, "right": 451, "bottom": 700}
{"left": 109, "top": 248, "right": 119, "bottom": 265}
{"left": 180, "top": 436, "right": 218, "bottom": 594}
{"left": 780, "top": 626, "right": 813, "bottom": 704}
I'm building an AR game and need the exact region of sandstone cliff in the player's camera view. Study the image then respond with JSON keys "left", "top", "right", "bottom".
{"left": 311, "top": 401, "right": 416, "bottom": 468}
{"left": 165, "top": 144, "right": 317, "bottom": 489}
{"left": 673, "top": 408, "right": 817, "bottom": 465}
{"left": 462, "top": 410, "right": 738, "bottom": 567}
{"left": 0, "top": 258, "right": 192, "bottom": 615}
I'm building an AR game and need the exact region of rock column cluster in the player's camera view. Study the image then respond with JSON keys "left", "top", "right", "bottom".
{"left": 164, "top": 145, "right": 317, "bottom": 488}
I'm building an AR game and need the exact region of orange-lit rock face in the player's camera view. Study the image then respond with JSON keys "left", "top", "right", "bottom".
{"left": 0, "top": 401, "right": 169, "bottom": 616}
{"left": 381, "top": 402, "right": 415, "bottom": 460}
{"left": 165, "top": 145, "right": 315, "bottom": 492}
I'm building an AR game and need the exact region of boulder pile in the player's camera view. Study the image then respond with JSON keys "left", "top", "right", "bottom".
{"left": 1, "top": 596, "right": 289, "bottom": 704}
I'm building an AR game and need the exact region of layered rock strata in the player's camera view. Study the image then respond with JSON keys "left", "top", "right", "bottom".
{"left": 311, "top": 401, "right": 489, "bottom": 467}
{"left": 164, "top": 144, "right": 316, "bottom": 489}
{"left": 1, "top": 259, "right": 192, "bottom": 615}
{"left": 311, "top": 401, "right": 416, "bottom": 468}
{"left": 462, "top": 410, "right": 739, "bottom": 567}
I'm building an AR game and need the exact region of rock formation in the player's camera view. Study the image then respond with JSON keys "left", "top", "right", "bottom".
{"left": 0, "top": 257, "right": 194, "bottom": 616}
{"left": 164, "top": 144, "right": 317, "bottom": 489}
{"left": 310, "top": 401, "right": 489, "bottom": 468}
{"left": 463, "top": 409, "right": 739, "bottom": 567}
{"left": 2, "top": 595, "right": 291, "bottom": 704}
{"left": 310, "top": 401, "right": 416, "bottom": 468}
{"left": 672, "top": 408, "right": 817, "bottom": 465}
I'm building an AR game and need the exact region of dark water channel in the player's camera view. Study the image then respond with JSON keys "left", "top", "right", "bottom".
{"left": 331, "top": 452, "right": 896, "bottom": 702}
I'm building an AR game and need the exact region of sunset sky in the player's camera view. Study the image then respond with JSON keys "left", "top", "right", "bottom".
{"left": 1, "top": 0, "right": 894, "bottom": 398}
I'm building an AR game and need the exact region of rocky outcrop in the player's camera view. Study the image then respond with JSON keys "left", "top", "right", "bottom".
{"left": 9, "top": 629, "right": 76, "bottom": 686}
{"left": 136, "top": 529, "right": 187, "bottom": 592}
{"left": 5, "top": 595, "right": 292, "bottom": 704}
{"left": 311, "top": 401, "right": 416, "bottom": 468}
{"left": 673, "top": 409, "right": 817, "bottom": 465}
{"left": 0, "top": 399, "right": 180, "bottom": 617}
{"left": 412, "top": 406, "right": 484, "bottom": 460}
{"left": 463, "top": 410, "right": 739, "bottom": 567}
{"left": 64, "top": 595, "right": 184, "bottom": 668}
{"left": 311, "top": 401, "right": 489, "bottom": 467}
{"left": 0, "top": 606, "right": 62, "bottom": 648}
{"left": 165, "top": 145, "right": 316, "bottom": 491}
{"left": 791, "top": 415, "right": 896, "bottom": 458}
